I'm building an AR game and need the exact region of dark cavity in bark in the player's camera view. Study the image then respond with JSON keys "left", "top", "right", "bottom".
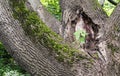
{"left": 63, "top": 7, "right": 100, "bottom": 57}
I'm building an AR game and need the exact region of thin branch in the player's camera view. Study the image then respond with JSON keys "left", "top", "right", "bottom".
{"left": 26, "top": 0, "right": 61, "bottom": 34}
{"left": 102, "top": 3, "right": 120, "bottom": 37}
{"left": 60, "top": 0, "right": 108, "bottom": 26}
{"left": 106, "top": 3, "right": 120, "bottom": 28}
{"left": 79, "top": 0, "right": 108, "bottom": 26}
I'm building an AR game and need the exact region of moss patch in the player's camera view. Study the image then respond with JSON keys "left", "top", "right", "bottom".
{"left": 108, "top": 43, "right": 120, "bottom": 54}
{"left": 114, "top": 25, "right": 120, "bottom": 32}
{"left": 10, "top": 0, "right": 88, "bottom": 63}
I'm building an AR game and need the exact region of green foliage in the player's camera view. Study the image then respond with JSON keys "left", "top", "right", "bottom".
{"left": 74, "top": 29, "right": 87, "bottom": 44}
{"left": 0, "top": 42, "right": 30, "bottom": 76}
{"left": 103, "top": 0, "right": 115, "bottom": 16}
{"left": 41, "top": 0, "right": 61, "bottom": 20}
{"left": 103, "top": 0, "right": 120, "bottom": 16}
{"left": 108, "top": 43, "right": 120, "bottom": 54}
{"left": 3, "top": 70, "right": 30, "bottom": 76}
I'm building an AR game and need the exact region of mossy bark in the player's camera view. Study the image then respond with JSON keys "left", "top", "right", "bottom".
{"left": 10, "top": 0, "right": 87, "bottom": 64}
{"left": 0, "top": 0, "right": 75, "bottom": 75}
{"left": 0, "top": 0, "right": 120, "bottom": 76}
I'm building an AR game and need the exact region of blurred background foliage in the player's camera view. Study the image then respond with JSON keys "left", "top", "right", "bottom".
{"left": 103, "top": 0, "right": 120, "bottom": 16}
{"left": 0, "top": 0, "right": 119, "bottom": 76}
{"left": 0, "top": 42, "right": 30, "bottom": 76}
{"left": 41, "top": 0, "right": 61, "bottom": 20}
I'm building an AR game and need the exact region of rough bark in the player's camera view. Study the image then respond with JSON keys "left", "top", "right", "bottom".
{"left": 26, "top": 0, "right": 61, "bottom": 34}
{"left": 0, "top": 0, "right": 74, "bottom": 76}
{"left": 103, "top": 3, "right": 120, "bottom": 76}
{"left": 0, "top": 0, "right": 120, "bottom": 76}
{"left": 60, "top": 0, "right": 120, "bottom": 76}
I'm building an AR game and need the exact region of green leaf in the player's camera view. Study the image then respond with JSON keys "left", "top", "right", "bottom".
{"left": 79, "top": 37, "right": 85, "bottom": 43}
{"left": 74, "top": 29, "right": 87, "bottom": 43}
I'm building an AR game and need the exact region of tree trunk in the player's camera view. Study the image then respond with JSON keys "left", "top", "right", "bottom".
{"left": 0, "top": 0, "right": 74, "bottom": 76}
{"left": 0, "top": 0, "right": 120, "bottom": 76}
{"left": 60, "top": 0, "right": 120, "bottom": 76}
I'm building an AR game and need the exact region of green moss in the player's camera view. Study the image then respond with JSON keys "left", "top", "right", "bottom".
{"left": 114, "top": 25, "right": 120, "bottom": 32}
{"left": 108, "top": 44, "right": 120, "bottom": 54}
{"left": 92, "top": 53, "right": 99, "bottom": 58}
{"left": 10, "top": 0, "right": 88, "bottom": 63}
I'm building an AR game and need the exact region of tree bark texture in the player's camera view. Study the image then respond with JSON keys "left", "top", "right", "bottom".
{"left": 26, "top": 0, "right": 61, "bottom": 34}
{"left": 60, "top": 0, "right": 120, "bottom": 76}
{"left": 0, "top": 0, "right": 74, "bottom": 76}
{"left": 0, "top": 0, "right": 120, "bottom": 76}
